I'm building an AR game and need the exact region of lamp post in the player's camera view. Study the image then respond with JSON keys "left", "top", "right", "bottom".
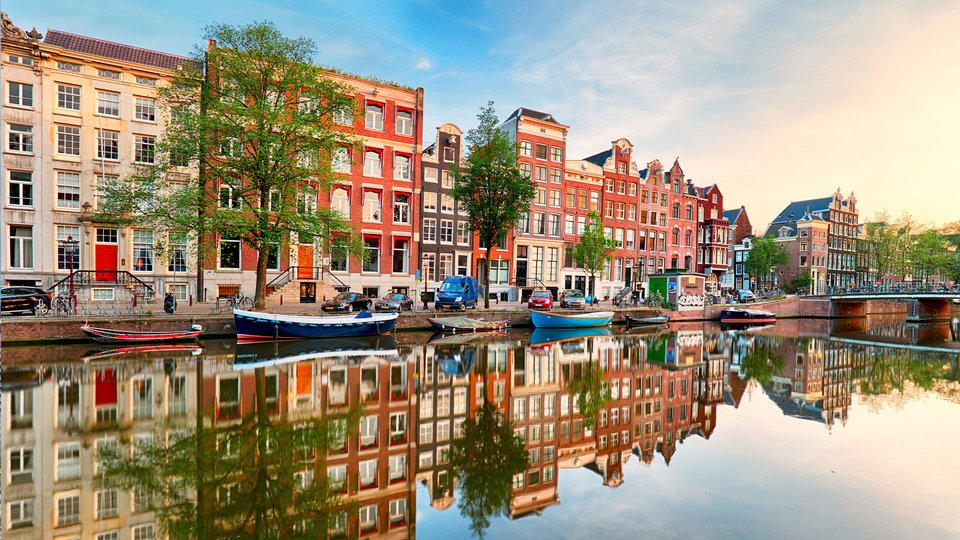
{"left": 60, "top": 234, "right": 79, "bottom": 315}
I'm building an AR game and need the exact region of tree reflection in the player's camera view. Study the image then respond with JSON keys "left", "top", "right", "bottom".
{"left": 101, "top": 367, "right": 362, "bottom": 539}
{"left": 740, "top": 346, "right": 785, "bottom": 386}
{"left": 449, "top": 354, "right": 528, "bottom": 538}
{"left": 566, "top": 361, "right": 611, "bottom": 430}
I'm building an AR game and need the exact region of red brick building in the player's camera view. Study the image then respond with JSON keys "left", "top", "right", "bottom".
{"left": 695, "top": 184, "right": 730, "bottom": 295}
{"left": 637, "top": 160, "right": 670, "bottom": 281}
{"left": 664, "top": 159, "right": 698, "bottom": 272}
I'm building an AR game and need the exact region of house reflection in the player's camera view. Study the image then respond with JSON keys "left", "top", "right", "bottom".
{"left": 2, "top": 326, "right": 958, "bottom": 538}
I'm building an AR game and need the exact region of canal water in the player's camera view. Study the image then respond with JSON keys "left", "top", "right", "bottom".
{"left": 2, "top": 318, "right": 960, "bottom": 539}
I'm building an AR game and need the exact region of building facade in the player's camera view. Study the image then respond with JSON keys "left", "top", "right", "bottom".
{"left": 771, "top": 212, "right": 829, "bottom": 294}
{"left": 695, "top": 184, "right": 729, "bottom": 295}
{"left": 561, "top": 157, "right": 603, "bottom": 294}
{"left": 665, "top": 160, "right": 698, "bottom": 272}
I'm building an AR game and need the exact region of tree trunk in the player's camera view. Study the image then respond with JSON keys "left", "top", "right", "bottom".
{"left": 483, "top": 245, "right": 492, "bottom": 309}
{"left": 589, "top": 274, "right": 596, "bottom": 299}
{"left": 254, "top": 239, "right": 269, "bottom": 309}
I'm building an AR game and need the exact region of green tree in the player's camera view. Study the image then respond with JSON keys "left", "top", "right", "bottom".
{"left": 566, "top": 362, "right": 611, "bottom": 430}
{"left": 450, "top": 102, "right": 536, "bottom": 308}
{"left": 572, "top": 211, "right": 620, "bottom": 298}
{"left": 742, "top": 235, "right": 788, "bottom": 289}
{"left": 860, "top": 213, "right": 902, "bottom": 284}
{"left": 789, "top": 269, "right": 813, "bottom": 294}
{"left": 909, "top": 230, "right": 952, "bottom": 285}
{"left": 449, "top": 349, "right": 528, "bottom": 538}
{"left": 96, "top": 22, "right": 361, "bottom": 308}
{"left": 740, "top": 344, "right": 784, "bottom": 386}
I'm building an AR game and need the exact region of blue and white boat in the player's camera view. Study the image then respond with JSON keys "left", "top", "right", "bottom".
{"left": 529, "top": 310, "right": 614, "bottom": 328}
{"left": 234, "top": 309, "right": 398, "bottom": 341}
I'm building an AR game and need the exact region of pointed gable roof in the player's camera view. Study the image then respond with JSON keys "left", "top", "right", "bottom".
{"left": 764, "top": 197, "right": 833, "bottom": 236}
{"left": 44, "top": 29, "right": 190, "bottom": 70}
{"left": 722, "top": 208, "right": 742, "bottom": 223}
{"left": 505, "top": 106, "right": 562, "bottom": 125}
{"left": 583, "top": 149, "right": 612, "bottom": 167}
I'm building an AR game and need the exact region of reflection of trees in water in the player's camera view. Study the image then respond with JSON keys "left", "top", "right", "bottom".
{"left": 740, "top": 343, "right": 784, "bottom": 387}
{"left": 566, "top": 362, "right": 612, "bottom": 431}
{"left": 858, "top": 349, "right": 960, "bottom": 408}
{"left": 449, "top": 357, "right": 528, "bottom": 539}
{"left": 101, "top": 368, "right": 362, "bottom": 539}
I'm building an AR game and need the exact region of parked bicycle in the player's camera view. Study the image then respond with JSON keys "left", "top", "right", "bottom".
{"left": 214, "top": 290, "right": 254, "bottom": 313}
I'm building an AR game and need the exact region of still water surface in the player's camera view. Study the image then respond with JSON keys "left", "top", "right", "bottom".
{"left": 2, "top": 318, "right": 960, "bottom": 539}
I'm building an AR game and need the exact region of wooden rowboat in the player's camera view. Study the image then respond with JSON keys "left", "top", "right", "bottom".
{"left": 234, "top": 309, "right": 397, "bottom": 341}
{"left": 81, "top": 324, "right": 203, "bottom": 343}
{"left": 428, "top": 316, "right": 509, "bottom": 333}
{"left": 624, "top": 314, "right": 670, "bottom": 325}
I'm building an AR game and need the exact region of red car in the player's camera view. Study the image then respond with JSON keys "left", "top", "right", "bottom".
{"left": 527, "top": 289, "right": 553, "bottom": 310}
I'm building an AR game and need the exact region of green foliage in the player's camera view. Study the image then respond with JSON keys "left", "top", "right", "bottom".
{"left": 450, "top": 102, "right": 536, "bottom": 308}
{"left": 99, "top": 368, "right": 363, "bottom": 538}
{"left": 643, "top": 290, "right": 666, "bottom": 308}
{"left": 743, "top": 235, "right": 788, "bottom": 289}
{"left": 573, "top": 211, "right": 620, "bottom": 297}
{"left": 909, "top": 230, "right": 954, "bottom": 285}
{"left": 789, "top": 269, "right": 813, "bottom": 293}
{"left": 740, "top": 345, "right": 784, "bottom": 386}
{"left": 449, "top": 400, "right": 529, "bottom": 538}
{"left": 566, "top": 362, "right": 612, "bottom": 431}
{"left": 94, "top": 21, "right": 363, "bottom": 308}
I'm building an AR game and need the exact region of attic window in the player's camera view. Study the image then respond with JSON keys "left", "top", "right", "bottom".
{"left": 57, "top": 61, "right": 81, "bottom": 72}
{"left": 135, "top": 76, "right": 157, "bottom": 86}
{"left": 8, "top": 54, "right": 34, "bottom": 66}
{"left": 98, "top": 69, "right": 121, "bottom": 80}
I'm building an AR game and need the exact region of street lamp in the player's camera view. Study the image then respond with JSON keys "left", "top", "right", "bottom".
{"left": 59, "top": 234, "right": 79, "bottom": 315}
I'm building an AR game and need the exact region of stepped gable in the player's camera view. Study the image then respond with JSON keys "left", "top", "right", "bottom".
{"left": 44, "top": 28, "right": 190, "bottom": 70}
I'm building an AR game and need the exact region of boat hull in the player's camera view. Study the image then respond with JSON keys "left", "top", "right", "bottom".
{"left": 80, "top": 326, "right": 203, "bottom": 344}
{"left": 428, "top": 317, "right": 508, "bottom": 333}
{"left": 234, "top": 309, "right": 398, "bottom": 341}
{"left": 625, "top": 315, "right": 670, "bottom": 325}
{"left": 530, "top": 310, "right": 614, "bottom": 328}
{"left": 719, "top": 309, "right": 777, "bottom": 325}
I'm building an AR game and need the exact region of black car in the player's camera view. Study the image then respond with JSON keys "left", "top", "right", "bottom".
{"left": 1, "top": 286, "right": 51, "bottom": 315}
{"left": 375, "top": 293, "right": 415, "bottom": 312}
{"left": 321, "top": 292, "right": 372, "bottom": 313}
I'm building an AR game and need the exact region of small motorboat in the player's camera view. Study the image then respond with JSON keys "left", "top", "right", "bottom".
{"left": 624, "top": 314, "right": 670, "bottom": 325}
{"left": 80, "top": 324, "right": 203, "bottom": 343}
{"left": 530, "top": 310, "right": 614, "bottom": 328}
{"left": 234, "top": 309, "right": 397, "bottom": 341}
{"left": 719, "top": 308, "right": 776, "bottom": 325}
{"left": 428, "top": 316, "right": 509, "bottom": 333}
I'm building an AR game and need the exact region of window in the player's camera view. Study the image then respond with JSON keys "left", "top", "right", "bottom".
{"left": 331, "top": 146, "right": 350, "bottom": 173}
{"left": 360, "top": 459, "right": 378, "bottom": 489}
{"left": 441, "top": 194, "right": 455, "bottom": 213}
{"left": 9, "top": 499, "right": 34, "bottom": 528}
{"left": 618, "top": 162, "right": 627, "bottom": 174}
{"left": 57, "top": 172, "right": 81, "bottom": 209}
{"left": 520, "top": 163, "right": 532, "bottom": 178}
{"left": 617, "top": 203, "right": 626, "bottom": 219}
{"left": 394, "top": 153, "right": 411, "bottom": 180}
{"left": 98, "top": 68, "right": 121, "bottom": 79}
{"left": 548, "top": 214, "right": 561, "bottom": 236}
{"left": 8, "top": 446, "right": 34, "bottom": 484}
{"left": 57, "top": 83, "right": 81, "bottom": 110}
{"left": 332, "top": 187, "right": 350, "bottom": 217}
{"left": 549, "top": 189, "right": 561, "bottom": 207}
{"left": 364, "top": 149, "right": 382, "bottom": 176}
{"left": 57, "top": 125, "right": 81, "bottom": 155}
{"left": 365, "top": 102, "right": 384, "bottom": 130}
{"left": 297, "top": 190, "right": 317, "bottom": 213}
{"left": 135, "top": 135, "right": 155, "bottom": 163}
{"left": 532, "top": 213, "right": 545, "bottom": 235}
{"left": 423, "top": 191, "right": 437, "bottom": 212}
{"left": 421, "top": 252, "right": 436, "bottom": 281}
{"left": 97, "top": 91, "right": 120, "bottom": 116}
{"left": 535, "top": 144, "right": 548, "bottom": 160}
{"left": 7, "top": 124, "right": 33, "bottom": 153}
{"left": 333, "top": 103, "right": 353, "bottom": 125}
{"left": 97, "top": 130, "right": 119, "bottom": 160}
{"left": 219, "top": 236, "right": 240, "bottom": 269}
{"left": 605, "top": 200, "right": 614, "bottom": 219}
{"left": 627, "top": 204, "right": 637, "bottom": 220}
{"left": 132, "top": 524, "right": 156, "bottom": 540}
{"left": 363, "top": 237, "right": 380, "bottom": 272}
{"left": 219, "top": 137, "right": 243, "bottom": 158}
{"left": 439, "top": 253, "right": 453, "bottom": 280}
{"left": 58, "top": 60, "right": 82, "bottom": 72}
{"left": 9, "top": 224, "right": 34, "bottom": 269}
{"left": 550, "top": 146, "right": 563, "bottom": 162}
{"left": 441, "top": 170, "right": 454, "bottom": 188}
{"left": 520, "top": 141, "right": 533, "bottom": 156}
{"left": 489, "top": 259, "right": 509, "bottom": 284}
{"left": 550, "top": 168, "right": 562, "bottom": 184}
{"left": 617, "top": 181, "right": 626, "bottom": 194}
{"left": 97, "top": 489, "right": 119, "bottom": 519}
{"left": 133, "top": 230, "right": 154, "bottom": 272}
{"left": 536, "top": 166, "right": 547, "bottom": 182}
{"left": 8, "top": 81, "right": 33, "bottom": 107}
{"left": 396, "top": 109, "right": 413, "bottom": 135}
{"left": 393, "top": 238, "right": 409, "bottom": 273}
{"left": 57, "top": 442, "right": 81, "bottom": 480}
{"left": 219, "top": 183, "right": 241, "bottom": 209}
{"left": 457, "top": 222, "right": 471, "bottom": 245}
{"left": 424, "top": 168, "right": 438, "bottom": 183}
{"left": 423, "top": 218, "right": 436, "bottom": 242}
{"left": 535, "top": 187, "right": 547, "bottom": 205}
{"left": 57, "top": 493, "right": 81, "bottom": 525}
{"left": 547, "top": 247, "right": 559, "bottom": 281}
{"left": 440, "top": 219, "right": 454, "bottom": 243}
{"left": 363, "top": 190, "right": 381, "bottom": 221}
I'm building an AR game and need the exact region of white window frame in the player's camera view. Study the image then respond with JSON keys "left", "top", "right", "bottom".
{"left": 97, "top": 91, "right": 120, "bottom": 116}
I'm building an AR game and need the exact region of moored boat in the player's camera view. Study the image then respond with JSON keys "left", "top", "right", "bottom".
{"left": 530, "top": 326, "right": 613, "bottom": 346}
{"left": 80, "top": 324, "right": 203, "bottom": 343}
{"left": 428, "top": 316, "right": 509, "bottom": 333}
{"left": 233, "top": 336, "right": 399, "bottom": 368}
{"left": 624, "top": 314, "right": 670, "bottom": 325}
{"left": 234, "top": 309, "right": 398, "bottom": 341}
{"left": 530, "top": 310, "right": 614, "bottom": 328}
{"left": 719, "top": 308, "right": 776, "bottom": 325}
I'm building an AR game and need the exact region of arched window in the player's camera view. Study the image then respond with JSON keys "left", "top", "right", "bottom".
{"left": 363, "top": 149, "right": 382, "bottom": 177}
{"left": 363, "top": 190, "right": 381, "bottom": 221}
{"left": 332, "top": 187, "right": 350, "bottom": 218}
{"left": 672, "top": 203, "right": 680, "bottom": 219}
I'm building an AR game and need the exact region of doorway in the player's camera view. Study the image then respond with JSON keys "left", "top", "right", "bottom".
{"left": 299, "top": 282, "right": 316, "bottom": 303}
{"left": 95, "top": 228, "right": 119, "bottom": 281}
{"left": 297, "top": 245, "right": 314, "bottom": 279}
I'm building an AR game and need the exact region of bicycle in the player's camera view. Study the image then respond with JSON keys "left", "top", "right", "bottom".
{"left": 49, "top": 294, "right": 75, "bottom": 317}
{"left": 214, "top": 290, "right": 254, "bottom": 313}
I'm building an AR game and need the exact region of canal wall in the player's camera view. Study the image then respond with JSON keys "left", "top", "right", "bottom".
{"left": 0, "top": 297, "right": 911, "bottom": 345}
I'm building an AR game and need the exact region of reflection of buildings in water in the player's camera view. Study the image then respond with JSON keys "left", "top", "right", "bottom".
{"left": 1, "top": 343, "right": 419, "bottom": 539}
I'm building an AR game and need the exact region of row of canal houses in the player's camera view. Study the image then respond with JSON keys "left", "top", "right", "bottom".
{"left": 3, "top": 328, "right": 870, "bottom": 537}
{"left": 1, "top": 14, "right": 739, "bottom": 306}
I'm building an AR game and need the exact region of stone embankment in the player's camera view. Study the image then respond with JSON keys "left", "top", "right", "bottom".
{"left": 0, "top": 297, "right": 909, "bottom": 345}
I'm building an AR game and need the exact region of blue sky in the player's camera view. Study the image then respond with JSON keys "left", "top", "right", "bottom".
{"left": 8, "top": 0, "right": 960, "bottom": 228}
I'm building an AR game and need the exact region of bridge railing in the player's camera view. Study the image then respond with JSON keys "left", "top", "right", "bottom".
{"left": 820, "top": 284, "right": 960, "bottom": 296}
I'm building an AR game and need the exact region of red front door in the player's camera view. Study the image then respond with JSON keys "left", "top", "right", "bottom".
{"left": 297, "top": 245, "right": 314, "bottom": 279}
{"left": 95, "top": 229, "right": 119, "bottom": 281}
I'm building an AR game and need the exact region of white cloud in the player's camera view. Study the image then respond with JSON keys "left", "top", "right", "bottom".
{"left": 415, "top": 57, "right": 433, "bottom": 70}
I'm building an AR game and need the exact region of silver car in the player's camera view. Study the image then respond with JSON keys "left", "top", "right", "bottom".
{"left": 559, "top": 289, "right": 587, "bottom": 309}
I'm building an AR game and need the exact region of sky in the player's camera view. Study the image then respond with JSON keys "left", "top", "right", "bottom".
{"left": 7, "top": 0, "right": 960, "bottom": 230}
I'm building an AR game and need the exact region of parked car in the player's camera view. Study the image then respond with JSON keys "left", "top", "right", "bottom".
{"left": 528, "top": 289, "right": 554, "bottom": 310}
{"left": 435, "top": 276, "right": 479, "bottom": 310}
{"left": 321, "top": 292, "right": 371, "bottom": 313}
{"left": 737, "top": 289, "right": 756, "bottom": 303}
{"left": 375, "top": 292, "right": 415, "bottom": 312}
{"left": 1, "top": 287, "right": 51, "bottom": 315}
{"left": 559, "top": 289, "right": 586, "bottom": 309}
